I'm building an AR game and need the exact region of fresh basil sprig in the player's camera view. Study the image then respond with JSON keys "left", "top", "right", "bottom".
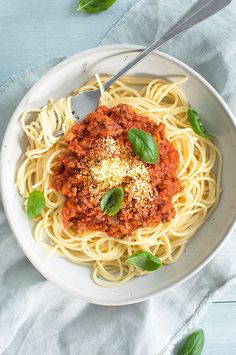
{"left": 128, "top": 129, "right": 159, "bottom": 164}
{"left": 188, "top": 107, "right": 214, "bottom": 139}
{"left": 178, "top": 329, "right": 205, "bottom": 355}
{"left": 127, "top": 251, "right": 162, "bottom": 271}
{"left": 100, "top": 187, "right": 124, "bottom": 216}
{"left": 27, "top": 191, "right": 45, "bottom": 219}
{"left": 77, "top": 0, "right": 117, "bottom": 13}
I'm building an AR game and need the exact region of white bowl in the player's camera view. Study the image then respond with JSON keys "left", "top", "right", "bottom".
{"left": 1, "top": 45, "right": 236, "bottom": 306}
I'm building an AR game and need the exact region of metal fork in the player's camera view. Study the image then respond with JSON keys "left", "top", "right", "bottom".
{"left": 55, "top": 0, "right": 231, "bottom": 137}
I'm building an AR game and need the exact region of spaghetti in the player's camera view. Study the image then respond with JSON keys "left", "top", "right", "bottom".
{"left": 16, "top": 76, "right": 222, "bottom": 287}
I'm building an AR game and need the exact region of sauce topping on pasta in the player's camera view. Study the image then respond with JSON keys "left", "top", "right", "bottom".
{"left": 53, "top": 104, "right": 181, "bottom": 237}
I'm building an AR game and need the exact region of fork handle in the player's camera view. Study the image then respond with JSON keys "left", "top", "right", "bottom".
{"left": 103, "top": 0, "right": 230, "bottom": 90}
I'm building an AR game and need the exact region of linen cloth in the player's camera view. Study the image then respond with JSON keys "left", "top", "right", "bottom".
{"left": 0, "top": 1, "right": 236, "bottom": 354}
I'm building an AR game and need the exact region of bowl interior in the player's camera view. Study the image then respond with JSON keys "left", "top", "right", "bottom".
{"left": 2, "top": 45, "right": 236, "bottom": 305}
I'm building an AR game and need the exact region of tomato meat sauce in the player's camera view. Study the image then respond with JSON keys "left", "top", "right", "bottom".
{"left": 53, "top": 104, "right": 181, "bottom": 237}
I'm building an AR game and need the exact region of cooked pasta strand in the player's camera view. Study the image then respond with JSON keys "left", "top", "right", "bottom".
{"left": 16, "top": 76, "right": 222, "bottom": 287}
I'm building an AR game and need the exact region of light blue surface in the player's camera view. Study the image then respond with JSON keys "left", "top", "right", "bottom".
{"left": 0, "top": 0, "right": 137, "bottom": 85}
{"left": 0, "top": 1, "right": 236, "bottom": 354}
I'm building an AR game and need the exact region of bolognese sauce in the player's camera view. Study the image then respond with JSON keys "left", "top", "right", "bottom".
{"left": 53, "top": 104, "right": 181, "bottom": 237}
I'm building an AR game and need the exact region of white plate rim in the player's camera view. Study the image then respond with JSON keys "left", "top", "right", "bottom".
{"left": 1, "top": 44, "right": 236, "bottom": 305}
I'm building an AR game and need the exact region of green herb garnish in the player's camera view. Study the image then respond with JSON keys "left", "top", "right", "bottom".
{"left": 77, "top": 0, "right": 117, "bottom": 13}
{"left": 188, "top": 107, "right": 214, "bottom": 139}
{"left": 128, "top": 128, "right": 159, "bottom": 164}
{"left": 100, "top": 187, "right": 124, "bottom": 216}
{"left": 27, "top": 191, "right": 45, "bottom": 219}
{"left": 178, "top": 329, "right": 205, "bottom": 355}
{"left": 127, "top": 251, "right": 162, "bottom": 271}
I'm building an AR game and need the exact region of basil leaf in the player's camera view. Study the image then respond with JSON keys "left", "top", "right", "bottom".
{"left": 77, "top": 0, "right": 117, "bottom": 13}
{"left": 27, "top": 191, "right": 45, "bottom": 219}
{"left": 188, "top": 107, "right": 215, "bottom": 139}
{"left": 100, "top": 187, "right": 124, "bottom": 216}
{"left": 178, "top": 329, "right": 205, "bottom": 355}
{"left": 128, "top": 129, "right": 159, "bottom": 164}
{"left": 127, "top": 251, "right": 162, "bottom": 271}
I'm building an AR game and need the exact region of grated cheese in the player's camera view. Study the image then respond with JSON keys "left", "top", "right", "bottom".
{"left": 91, "top": 158, "right": 129, "bottom": 189}
{"left": 89, "top": 137, "right": 155, "bottom": 205}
